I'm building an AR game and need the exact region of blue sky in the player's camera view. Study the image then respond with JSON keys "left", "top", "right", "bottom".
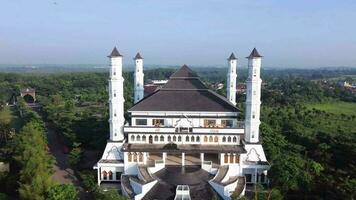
{"left": 0, "top": 0, "right": 356, "bottom": 68}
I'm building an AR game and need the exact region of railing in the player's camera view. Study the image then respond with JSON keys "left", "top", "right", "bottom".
{"left": 124, "top": 126, "right": 244, "bottom": 134}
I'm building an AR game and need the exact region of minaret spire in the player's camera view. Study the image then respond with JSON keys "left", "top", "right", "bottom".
{"left": 108, "top": 47, "right": 125, "bottom": 141}
{"left": 134, "top": 52, "right": 144, "bottom": 103}
{"left": 227, "top": 52, "right": 237, "bottom": 105}
{"left": 245, "top": 48, "right": 262, "bottom": 143}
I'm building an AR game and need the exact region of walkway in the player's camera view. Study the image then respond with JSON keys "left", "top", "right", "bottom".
{"left": 143, "top": 166, "right": 221, "bottom": 200}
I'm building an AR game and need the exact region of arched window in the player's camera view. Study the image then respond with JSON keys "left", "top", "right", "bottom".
{"left": 133, "top": 153, "right": 137, "bottom": 162}
{"left": 102, "top": 171, "right": 107, "bottom": 180}
{"left": 235, "top": 155, "right": 240, "bottom": 163}
{"left": 224, "top": 154, "right": 229, "bottom": 163}
{"left": 214, "top": 136, "right": 218, "bottom": 142}
{"left": 204, "top": 136, "right": 208, "bottom": 142}
{"left": 196, "top": 136, "right": 200, "bottom": 142}
{"left": 173, "top": 136, "right": 176, "bottom": 142}
{"left": 142, "top": 135, "right": 146, "bottom": 141}
{"left": 178, "top": 136, "right": 182, "bottom": 142}
{"left": 128, "top": 153, "right": 132, "bottom": 162}
{"left": 223, "top": 136, "right": 226, "bottom": 142}
{"left": 131, "top": 135, "right": 135, "bottom": 141}
{"left": 228, "top": 136, "right": 231, "bottom": 142}
{"left": 160, "top": 135, "right": 164, "bottom": 142}
{"left": 154, "top": 135, "right": 158, "bottom": 141}
{"left": 108, "top": 171, "right": 113, "bottom": 180}
{"left": 209, "top": 136, "right": 213, "bottom": 142}
{"left": 233, "top": 137, "right": 237, "bottom": 143}
{"left": 137, "top": 135, "right": 141, "bottom": 141}
{"left": 168, "top": 136, "right": 171, "bottom": 142}
{"left": 230, "top": 154, "right": 234, "bottom": 163}
{"left": 191, "top": 136, "right": 195, "bottom": 142}
{"left": 139, "top": 153, "right": 143, "bottom": 162}
{"left": 186, "top": 136, "right": 189, "bottom": 142}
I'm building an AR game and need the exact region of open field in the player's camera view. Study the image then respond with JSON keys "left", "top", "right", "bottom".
{"left": 306, "top": 101, "right": 356, "bottom": 115}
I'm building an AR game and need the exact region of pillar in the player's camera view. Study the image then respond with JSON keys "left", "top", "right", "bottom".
{"left": 220, "top": 153, "right": 225, "bottom": 165}
{"left": 97, "top": 167, "right": 101, "bottom": 185}
{"left": 200, "top": 153, "right": 204, "bottom": 165}
{"left": 182, "top": 152, "right": 185, "bottom": 166}
{"left": 163, "top": 152, "right": 167, "bottom": 164}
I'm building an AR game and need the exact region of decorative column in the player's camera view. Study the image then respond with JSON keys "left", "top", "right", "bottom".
{"left": 200, "top": 153, "right": 204, "bottom": 165}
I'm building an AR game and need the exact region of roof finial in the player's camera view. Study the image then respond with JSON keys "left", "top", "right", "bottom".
{"left": 134, "top": 52, "right": 143, "bottom": 60}
{"left": 246, "top": 48, "right": 262, "bottom": 59}
{"left": 108, "top": 47, "right": 122, "bottom": 58}
{"left": 228, "top": 52, "right": 237, "bottom": 60}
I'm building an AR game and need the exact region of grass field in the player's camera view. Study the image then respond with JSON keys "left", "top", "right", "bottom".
{"left": 306, "top": 101, "right": 356, "bottom": 115}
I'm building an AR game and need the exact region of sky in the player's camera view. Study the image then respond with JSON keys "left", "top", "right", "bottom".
{"left": 0, "top": 0, "right": 356, "bottom": 68}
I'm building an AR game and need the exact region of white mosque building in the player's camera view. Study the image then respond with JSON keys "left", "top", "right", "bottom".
{"left": 94, "top": 47, "right": 270, "bottom": 200}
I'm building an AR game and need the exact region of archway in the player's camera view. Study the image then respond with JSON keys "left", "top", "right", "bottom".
{"left": 23, "top": 94, "right": 34, "bottom": 103}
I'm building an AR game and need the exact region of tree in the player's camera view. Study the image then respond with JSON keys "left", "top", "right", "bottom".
{"left": 94, "top": 189, "right": 127, "bottom": 200}
{"left": 46, "top": 184, "right": 78, "bottom": 200}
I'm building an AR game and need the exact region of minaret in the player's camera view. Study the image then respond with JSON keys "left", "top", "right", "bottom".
{"left": 134, "top": 52, "right": 144, "bottom": 103}
{"left": 108, "top": 47, "right": 125, "bottom": 141}
{"left": 227, "top": 53, "right": 237, "bottom": 105}
{"left": 245, "top": 48, "right": 262, "bottom": 143}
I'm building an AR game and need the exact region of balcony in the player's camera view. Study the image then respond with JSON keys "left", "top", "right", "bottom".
{"left": 124, "top": 126, "right": 244, "bottom": 134}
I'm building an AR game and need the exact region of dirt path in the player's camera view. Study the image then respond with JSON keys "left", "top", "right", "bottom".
{"left": 45, "top": 122, "right": 91, "bottom": 199}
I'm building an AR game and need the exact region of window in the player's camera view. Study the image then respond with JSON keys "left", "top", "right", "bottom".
{"left": 116, "top": 172, "right": 121, "bottom": 180}
{"left": 142, "top": 135, "right": 146, "bottom": 141}
{"left": 233, "top": 136, "right": 237, "bottom": 143}
{"left": 196, "top": 136, "right": 200, "bottom": 142}
{"left": 139, "top": 153, "right": 143, "bottom": 162}
{"left": 191, "top": 136, "right": 195, "bottom": 142}
{"left": 186, "top": 136, "right": 189, "bottom": 142}
{"left": 204, "top": 136, "right": 208, "bottom": 142}
{"left": 230, "top": 155, "right": 234, "bottom": 163}
{"left": 130, "top": 135, "right": 135, "bottom": 141}
{"left": 204, "top": 119, "right": 216, "bottom": 127}
{"left": 128, "top": 153, "right": 132, "bottom": 162}
{"left": 102, "top": 171, "right": 107, "bottom": 180}
{"left": 252, "top": 131, "right": 255, "bottom": 138}
{"left": 136, "top": 119, "right": 147, "bottom": 126}
{"left": 221, "top": 120, "right": 233, "bottom": 128}
{"left": 136, "top": 135, "right": 141, "bottom": 141}
{"left": 228, "top": 136, "right": 231, "bottom": 142}
{"left": 209, "top": 136, "right": 213, "bottom": 142}
{"left": 114, "top": 91, "right": 116, "bottom": 97}
{"left": 235, "top": 155, "right": 240, "bottom": 163}
{"left": 222, "top": 136, "right": 226, "bottom": 142}
{"left": 178, "top": 136, "right": 182, "bottom": 142}
{"left": 179, "top": 127, "right": 192, "bottom": 133}
{"left": 108, "top": 171, "right": 113, "bottom": 180}
{"left": 168, "top": 136, "right": 171, "bottom": 142}
{"left": 153, "top": 119, "right": 164, "bottom": 127}
{"left": 224, "top": 154, "right": 229, "bottom": 163}
{"left": 154, "top": 135, "right": 158, "bottom": 141}
{"left": 173, "top": 136, "right": 176, "bottom": 142}
{"left": 133, "top": 153, "right": 137, "bottom": 162}
{"left": 214, "top": 136, "right": 218, "bottom": 142}
{"left": 252, "top": 112, "right": 256, "bottom": 119}
{"left": 160, "top": 136, "right": 164, "bottom": 142}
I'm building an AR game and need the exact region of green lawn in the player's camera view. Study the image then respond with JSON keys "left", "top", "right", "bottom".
{"left": 307, "top": 101, "right": 356, "bottom": 116}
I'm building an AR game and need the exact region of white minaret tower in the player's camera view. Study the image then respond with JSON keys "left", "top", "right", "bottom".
{"left": 108, "top": 47, "right": 125, "bottom": 141}
{"left": 134, "top": 52, "right": 144, "bottom": 103}
{"left": 245, "top": 48, "right": 262, "bottom": 143}
{"left": 227, "top": 53, "right": 237, "bottom": 105}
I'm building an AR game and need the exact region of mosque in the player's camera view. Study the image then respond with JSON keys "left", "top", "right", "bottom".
{"left": 94, "top": 47, "right": 269, "bottom": 200}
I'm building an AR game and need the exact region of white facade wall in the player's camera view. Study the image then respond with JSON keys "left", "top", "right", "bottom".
{"left": 134, "top": 57, "right": 144, "bottom": 103}
{"left": 245, "top": 57, "right": 262, "bottom": 143}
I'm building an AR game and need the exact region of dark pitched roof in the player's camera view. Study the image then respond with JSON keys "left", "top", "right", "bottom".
{"left": 246, "top": 48, "right": 262, "bottom": 59}
{"left": 169, "top": 64, "right": 198, "bottom": 78}
{"left": 108, "top": 47, "right": 122, "bottom": 57}
{"left": 228, "top": 52, "right": 237, "bottom": 60}
{"left": 134, "top": 52, "right": 143, "bottom": 59}
{"left": 129, "top": 65, "right": 239, "bottom": 112}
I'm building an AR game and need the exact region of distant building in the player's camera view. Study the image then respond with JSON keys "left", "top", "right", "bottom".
{"left": 94, "top": 48, "right": 269, "bottom": 200}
